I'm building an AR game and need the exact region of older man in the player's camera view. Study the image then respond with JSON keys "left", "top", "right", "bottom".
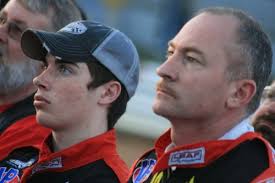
{"left": 129, "top": 7, "right": 274, "bottom": 183}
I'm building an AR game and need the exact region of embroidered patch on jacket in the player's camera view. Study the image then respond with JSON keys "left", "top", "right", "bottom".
{"left": 32, "top": 157, "right": 62, "bottom": 174}
{"left": 169, "top": 147, "right": 205, "bottom": 166}
{"left": 7, "top": 158, "right": 36, "bottom": 169}
{"left": 132, "top": 159, "right": 156, "bottom": 183}
{"left": 271, "top": 146, "right": 275, "bottom": 164}
{"left": 256, "top": 177, "right": 275, "bottom": 183}
{"left": 0, "top": 167, "right": 20, "bottom": 183}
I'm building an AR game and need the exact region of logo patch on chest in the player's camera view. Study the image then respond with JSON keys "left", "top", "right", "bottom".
{"left": 132, "top": 159, "right": 156, "bottom": 183}
{"left": 7, "top": 158, "right": 36, "bottom": 169}
{"left": 256, "top": 177, "right": 275, "bottom": 183}
{"left": 0, "top": 167, "right": 20, "bottom": 183}
{"left": 32, "top": 157, "right": 62, "bottom": 174}
{"left": 169, "top": 147, "right": 205, "bottom": 165}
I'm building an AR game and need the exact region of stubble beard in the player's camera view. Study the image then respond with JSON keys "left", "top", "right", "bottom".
{"left": 0, "top": 55, "right": 41, "bottom": 96}
{"left": 152, "top": 97, "right": 176, "bottom": 120}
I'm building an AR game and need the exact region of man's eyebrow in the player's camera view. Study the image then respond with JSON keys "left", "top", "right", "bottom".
{"left": 55, "top": 59, "right": 80, "bottom": 68}
{"left": 168, "top": 40, "right": 205, "bottom": 56}
{"left": 167, "top": 40, "right": 174, "bottom": 48}
{"left": 183, "top": 47, "right": 204, "bottom": 56}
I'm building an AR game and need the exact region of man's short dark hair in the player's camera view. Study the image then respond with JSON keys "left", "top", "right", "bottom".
{"left": 197, "top": 7, "right": 273, "bottom": 115}
{"left": 86, "top": 58, "right": 129, "bottom": 129}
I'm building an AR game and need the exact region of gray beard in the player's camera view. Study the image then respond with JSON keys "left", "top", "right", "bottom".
{"left": 0, "top": 59, "right": 41, "bottom": 96}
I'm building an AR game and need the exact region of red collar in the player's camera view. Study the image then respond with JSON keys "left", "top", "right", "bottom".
{"left": 30, "top": 129, "right": 128, "bottom": 182}
{"left": 152, "top": 129, "right": 274, "bottom": 173}
{"left": 37, "top": 129, "right": 117, "bottom": 168}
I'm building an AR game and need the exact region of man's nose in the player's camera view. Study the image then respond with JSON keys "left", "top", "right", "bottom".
{"left": 156, "top": 57, "right": 179, "bottom": 81}
{"left": 33, "top": 68, "right": 52, "bottom": 91}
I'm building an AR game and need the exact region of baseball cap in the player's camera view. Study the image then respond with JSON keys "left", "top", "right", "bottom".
{"left": 21, "top": 20, "right": 140, "bottom": 98}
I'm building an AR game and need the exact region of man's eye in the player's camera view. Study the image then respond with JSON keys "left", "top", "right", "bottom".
{"left": 185, "top": 56, "right": 198, "bottom": 63}
{"left": 41, "top": 64, "right": 47, "bottom": 70}
{"left": 267, "top": 92, "right": 275, "bottom": 99}
{"left": 58, "top": 64, "right": 72, "bottom": 75}
{"left": 8, "top": 22, "right": 24, "bottom": 40}
{"left": 166, "top": 50, "right": 174, "bottom": 58}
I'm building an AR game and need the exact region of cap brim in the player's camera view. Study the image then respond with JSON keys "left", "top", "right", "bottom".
{"left": 21, "top": 29, "right": 91, "bottom": 62}
{"left": 21, "top": 29, "right": 48, "bottom": 61}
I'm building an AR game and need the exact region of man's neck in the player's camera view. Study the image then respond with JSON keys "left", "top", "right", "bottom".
{"left": 51, "top": 117, "right": 108, "bottom": 152}
{"left": 170, "top": 112, "right": 246, "bottom": 146}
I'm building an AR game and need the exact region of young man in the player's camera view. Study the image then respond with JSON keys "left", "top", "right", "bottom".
{"left": 128, "top": 7, "right": 275, "bottom": 183}
{"left": 0, "top": 0, "right": 83, "bottom": 133}
{"left": 0, "top": 0, "right": 83, "bottom": 182}
{"left": 252, "top": 81, "right": 275, "bottom": 148}
{"left": 19, "top": 20, "right": 140, "bottom": 182}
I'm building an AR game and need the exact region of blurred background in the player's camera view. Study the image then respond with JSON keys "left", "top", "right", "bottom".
{"left": 1, "top": 0, "right": 275, "bottom": 166}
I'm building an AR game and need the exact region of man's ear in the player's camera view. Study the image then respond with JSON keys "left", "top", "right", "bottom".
{"left": 226, "top": 79, "right": 256, "bottom": 109}
{"left": 98, "top": 81, "right": 121, "bottom": 105}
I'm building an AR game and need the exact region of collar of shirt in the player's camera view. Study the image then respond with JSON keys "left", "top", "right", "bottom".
{"left": 164, "top": 117, "right": 254, "bottom": 152}
{"left": 34, "top": 129, "right": 119, "bottom": 172}
{"left": 219, "top": 117, "right": 254, "bottom": 140}
{"left": 153, "top": 130, "right": 261, "bottom": 173}
{"left": 23, "top": 129, "right": 128, "bottom": 183}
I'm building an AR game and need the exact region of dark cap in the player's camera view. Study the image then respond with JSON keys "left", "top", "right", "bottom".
{"left": 21, "top": 20, "right": 140, "bottom": 98}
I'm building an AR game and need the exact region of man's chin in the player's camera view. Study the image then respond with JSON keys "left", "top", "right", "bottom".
{"left": 152, "top": 100, "right": 168, "bottom": 115}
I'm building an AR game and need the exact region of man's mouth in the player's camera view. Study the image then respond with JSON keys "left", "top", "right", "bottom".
{"left": 156, "top": 81, "right": 176, "bottom": 98}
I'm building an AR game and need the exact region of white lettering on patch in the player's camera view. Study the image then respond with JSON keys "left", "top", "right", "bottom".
{"left": 8, "top": 158, "right": 36, "bottom": 169}
{"left": 32, "top": 157, "right": 62, "bottom": 174}
{"left": 169, "top": 147, "right": 205, "bottom": 165}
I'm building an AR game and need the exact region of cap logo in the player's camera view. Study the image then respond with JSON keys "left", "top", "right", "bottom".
{"left": 60, "top": 22, "right": 87, "bottom": 34}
